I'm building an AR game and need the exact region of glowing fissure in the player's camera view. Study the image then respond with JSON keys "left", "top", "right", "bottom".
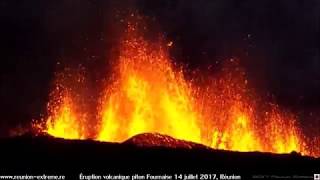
{"left": 38, "top": 21, "right": 320, "bottom": 157}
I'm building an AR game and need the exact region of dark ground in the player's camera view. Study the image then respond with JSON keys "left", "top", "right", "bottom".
{"left": 0, "top": 133, "right": 319, "bottom": 176}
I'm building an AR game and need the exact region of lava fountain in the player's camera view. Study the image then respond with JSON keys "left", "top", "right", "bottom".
{"left": 38, "top": 20, "right": 319, "bottom": 157}
{"left": 42, "top": 67, "right": 90, "bottom": 140}
{"left": 97, "top": 22, "right": 201, "bottom": 143}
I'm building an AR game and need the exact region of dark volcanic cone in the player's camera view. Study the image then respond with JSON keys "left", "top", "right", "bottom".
{"left": 123, "top": 133, "right": 209, "bottom": 149}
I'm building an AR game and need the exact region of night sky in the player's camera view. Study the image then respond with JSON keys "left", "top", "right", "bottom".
{"left": 0, "top": 0, "right": 319, "bottom": 136}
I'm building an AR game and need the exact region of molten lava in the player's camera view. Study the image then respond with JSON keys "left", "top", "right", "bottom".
{"left": 38, "top": 20, "right": 320, "bottom": 157}
{"left": 97, "top": 23, "right": 201, "bottom": 143}
{"left": 46, "top": 92, "right": 84, "bottom": 139}
{"left": 43, "top": 68, "right": 89, "bottom": 140}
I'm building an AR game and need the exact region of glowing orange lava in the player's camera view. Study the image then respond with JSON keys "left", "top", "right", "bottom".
{"left": 46, "top": 92, "right": 85, "bottom": 139}
{"left": 43, "top": 68, "right": 89, "bottom": 140}
{"left": 98, "top": 22, "right": 201, "bottom": 143}
{"left": 38, "top": 20, "right": 319, "bottom": 157}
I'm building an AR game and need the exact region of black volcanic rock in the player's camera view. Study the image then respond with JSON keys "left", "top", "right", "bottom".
{"left": 0, "top": 133, "right": 319, "bottom": 174}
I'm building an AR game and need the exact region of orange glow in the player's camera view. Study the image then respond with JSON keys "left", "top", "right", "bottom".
{"left": 46, "top": 93, "right": 85, "bottom": 139}
{"left": 264, "top": 106, "right": 306, "bottom": 154}
{"left": 42, "top": 68, "right": 89, "bottom": 140}
{"left": 36, "top": 19, "right": 319, "bottom": 157}
{"left": 97, "top": 22, "right": 201, "bottom": 143}
{"left": 210, "top": 105, "right": 263, "bottom": 152}
{"left": 195, "top": 61, "right": 309, "bottom": 154}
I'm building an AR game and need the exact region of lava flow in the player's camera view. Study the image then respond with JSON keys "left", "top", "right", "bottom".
{"left": 37, "top": 21, "right": 320, "bottom": 157}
